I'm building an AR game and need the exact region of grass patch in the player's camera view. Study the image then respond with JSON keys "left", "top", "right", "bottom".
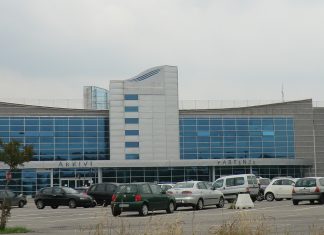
{"left": 0, "top": 227, "right": 31, "bottom": 234}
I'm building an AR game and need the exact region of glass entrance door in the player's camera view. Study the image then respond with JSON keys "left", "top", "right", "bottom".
{"left": 60, "top": 178, "right": 93, "bottom": 188}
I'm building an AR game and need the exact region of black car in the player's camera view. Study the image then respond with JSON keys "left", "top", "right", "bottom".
{"left": 34, "top": 186, "right": 95, "bottom": 209}
{"left": 0, "top": 190, "right": 27, "bottom": 208}
{"left": 87, "top": 183, "right": 119, "bottom": 206}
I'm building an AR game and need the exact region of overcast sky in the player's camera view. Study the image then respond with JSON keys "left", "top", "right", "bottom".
{"left": 0, "top": 0, "right": 324, "bottom": 105}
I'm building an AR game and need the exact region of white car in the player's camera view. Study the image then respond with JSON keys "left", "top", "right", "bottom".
{"left": 264, "top": 178, "right": 296, "bottom": 201}
{"left": 167, "top": 181, "right": 225, "bottom": 210}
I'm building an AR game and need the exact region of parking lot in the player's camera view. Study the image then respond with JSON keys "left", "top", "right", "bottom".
{"left": 6, "top": 199, "right": 324, "bottom": 235}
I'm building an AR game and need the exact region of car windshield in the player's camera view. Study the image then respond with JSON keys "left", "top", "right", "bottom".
{"left": 174, "top": 182, "right": 194, "bottom": 188}
{"left": 117, "top": 185, "right": 138, "bottom": 194}
{"left": 259, "top": 179, "right": 270, "bottom": 185}
{"left": 295, "top": 178, "right": 317, "bottom": 187}
{"left": 63, "top": 187, "right": 79, "bottom": 194}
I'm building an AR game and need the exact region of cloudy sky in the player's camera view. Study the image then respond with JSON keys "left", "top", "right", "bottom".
{"left": 0, "top": 0, "right": 324, "bottom": 105}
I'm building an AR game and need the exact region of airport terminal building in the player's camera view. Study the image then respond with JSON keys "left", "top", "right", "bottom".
{"left": 0, "top": 65, "right": 323, "bottom": 196}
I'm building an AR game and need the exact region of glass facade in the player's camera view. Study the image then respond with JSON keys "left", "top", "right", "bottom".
{"left": 0, "top": 117, "right": 109, "bottom": 161}
{"left": 180, "top": 116, "right": 295, "bottom": 160}
{"left": 83, "top": 86, "right": 109, "bottom": 110}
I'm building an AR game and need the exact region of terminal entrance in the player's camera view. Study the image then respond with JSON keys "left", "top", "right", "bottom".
{"left": 60, "top": 178, "right": 93, "bottom": 188}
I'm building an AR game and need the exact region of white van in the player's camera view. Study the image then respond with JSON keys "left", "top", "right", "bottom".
{"left": 212, "top": 174, "right": 259, "bottom": 202}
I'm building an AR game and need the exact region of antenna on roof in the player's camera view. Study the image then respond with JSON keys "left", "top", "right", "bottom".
{"left": 281, "top": 83, "right": 285, "bottom": 102}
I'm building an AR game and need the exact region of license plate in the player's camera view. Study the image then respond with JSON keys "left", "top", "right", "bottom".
{"left": 119, "top": 204, "right": 129, "bottom": 208}
{"left": 301, "top": 189, "right": 310, "bottom": 192}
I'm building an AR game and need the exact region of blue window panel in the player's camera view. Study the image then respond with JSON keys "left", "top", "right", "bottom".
{"left": 0, "top": 126, "right": 9, "bottom": 131}
{"left": 26, "top": 137, "right": 39, "bottom": 143}
{"left": 236, "top": 119, "right": 248, "bottom": 125}
{"left": 183, "top": 126, "right": 196, "bottom": 131}
{"left": 224, "top": 125, "right": 235, "bottom": 131}
{"left": 125, "top": 130, "right": 139, "bottom": 136}
{"left": 249, "top": 125, "right": 261, "bottom": 131}
{"left": 250, "top": 148, "right": 262, "bottom": 153}
{"left": 198, "top": 143, "right": 209, "bottom": 148}
{"left": 275, "top": 136, "right": 287, "bottom": 141}
{"left": 236, "top": 153, "right": 247, "bottom": 159}
{"left": 55, "top": 126, "right": 68, "bottom": 131}
{"left": 97, "top": 132, "right": 107, "bottom": 138}
{"left": 11, "top": 137, "right": 24, "bottom": 142}
{"left": 210, "top": 136, "right": 222, "bottom": 142}
{"left": 39, "top": 132, "right": 54, "bottom": 137}
{"left": 287, "top": 131, "right": 294, "bottom": 136}
{"left": 276, "top": 153, "right": 287, "bottom": 158}
{"left": 197, "top": 119, "right": 209, "bottom": 125}
{"left": 210, "top": 126, "right": 223, "bottom": 131}
{"left": 125, "top": 106, "right": 139, "bottom": 112}
{"left": 211, "top": 148, "right": 223, "bottom": 153}
{"left": 262, "top": 119, "right": 273, "bottom": 125}
{"left": 276, "top": 147, "right": 287, "bottom": 152}
{"left": 224, "top": 131, "right": 236, "bottom": 137}
{"left": 125, "top": 118, "right": 139, "bottom": 124}
{"left": 210, "top": 131, "right": 222, "bottom": 137}
{"left": 237, "top": 141, "right": 249, "bottom": 147}
{"left": 40, "top": 137, "right": 54, "bottom": 143}
{"left": 263, "top": 142, "right": 275, "bottom": 147}
{"left": 237, "top": 126, "right": 248, "bottom": 131}
{"left": 224, "top": 137, "right": 236, "bottom": 142}
{"left": 69, "top": 132, "right": 83, "bottom": 137}
{"left": 249, "top": 131, "right": 262, "bottom": 136}
{"left": 275, "top": 125, "right": 287, "bottom": 131}
{"left": 237, "top": 148, "right": 249, "bottom": 154}
{"left": 84, "top": 138, "right": 97, "bottom": 144}
{"left": 0, "top": 119, "right": 9, "bottom": 125}
{"left": 197, "top": 131, "right": 210, "bottom": 137}
{"left": 69, "top": 118, "right": 82, "bottom": 125}
{"left": 237, "top": 136, "right": 249, "bottom": 142}
{"left": 183, "top": 148, "right": 197, "bottom": 154}
{"left": 124, "top": 94, "right": 138, "bottom": 100}
{"left": 224, "top": 153, "right": 236, "bottom": 159}
{"left": 184, "top": 142, "right": 197, "bottom": 148}
{"left": 84, "top": 119, "right": 97, "bottom": 125}
{"left": 125, "top": 154, "right": 139, "bottom": 160}
{"left": 250, "top": 142, "right": 262, "bottom": 147}
{"left": 223, "top": 119, "right": 235, "bottom": 125}
{"left": 125, "top": 142, "right": 139, "bottom": 148}
{"left": 275, "top": 131, "right": 286, "bottom": 136}
{"left": 40, "top": 126, "right": 53, "bottom": 131}
{"left": 40, "top": 144, "right": 54, "bottom": 149}
{"left": 198, "top": 153, "right": 210, "bottom": 159}
{"left": 84, "top": 126, "right": 97, "bottom": 131}
{"left": 69, "top": 138, "right": 83, "bottom": 143}
{"left": 262, "top": 126, "right": 274, "bottom": 131}
{"left": 182, "top": 119, "right": 196, "bottom": 125}
{"left": 183, "top": 154, "right": 197, "bottom": 159}
{"left": 69, "top": 126, "right": 83, "bottom": 131}
{"left": 210, "top": 119, "right": 222, "bottom": 125}
{"left": 183, "top": 131, "right": 197, "bottom": 137}
{"left": 39, "top": 150, "right": 54, "bottom": 155}
{"left": 10, "top": 119, "right": 24, "bottom": 125}
{"left": 54, "top": 119, "right": 68, "bottom": 125}
{"left": 84, "top": 154, "right": 98, "bottom": 160}
{"left": 25, "top": 126, "right": 39, "bottom": 131}
{"left": 237, "top": 131, "right": 249, "bottom": 136}
{"left": 197, "top": 136, "right": 210, "bottom": 142}
{"left": 249, "top": 119, "right": 261, "bottom": 125}
{"left": 197, "top": 126, "right": 209, "bottom": 131}
{"left": 40, "top": 119, "right": 53, "bottom": 126}
{"left": 84, "top": 132, "right": 97, "bottom": 137}
{"left": 274, "top": 119, "right": 286, "bottom": 125}
{"left": 263, "top": 147, "right": 275, "bottom": 153}
{"left": 10, "top": 132, "right": 24, "bottom": 137}
{"left": 263, "top": 136, "right": 274, "bottom": 141}
{"left": 10, "top": 126, "right": 24, "bottom": 132}
{"left": 210, "top": 142, "right": 223, "bottom": 147}
{"left": 55, "top": 144, "right": 68, "bottom": 149}
{"left": 55, "top": 132, "right": 68, "bottom": 137}
{"left": 250, "top": 153, "right": 261, "bottom": 158}
{"left": 211, "top": 153, "right": 223, "bottom": 159}
{"left": 224, "top": 142, "right": 236, "bottom": 147}
{"left": 69, "top": 143, "right": 83, "bottom": 149}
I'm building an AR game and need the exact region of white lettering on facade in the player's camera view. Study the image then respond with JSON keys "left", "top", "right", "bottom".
{"left": 58, "top": 161, "right": 93, "bottom": 168}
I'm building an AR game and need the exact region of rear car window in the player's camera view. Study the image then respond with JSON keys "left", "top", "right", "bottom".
{"left": 174, "top": 182, "right": 194, "bottom": 188}
{"left": 150, "top": 184, "right": 162, "bottom": 194}
{"left": 139, "top": 184, "right": 151, "bottom": 194}
{"left": 247, "top": 176, "right": 258, "bottom": 185}
{"left": 295, "top": 178, "right": 317, "bottom": 187}
{"left": 117, "top": 185, "right": 138, "bottom": 194}
{"left": 42, "top": 188, "right": 53, "bottom": 194}
{"left": 259, "top": 178, "right": 270, "bottom": 185}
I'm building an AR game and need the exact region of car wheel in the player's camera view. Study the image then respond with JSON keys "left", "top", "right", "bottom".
{"left": 275, "top": 198, "right": 283, "bottom": 201}
{"left": 195, "top": 199, "right": 204, "bottom": 210}
{"left": 36, "top": 200, "right": 45, "bottom": 209}
{"left": 112, "top": 207, "right": 121, "bottom": 217}
{"left": 51, "top": 205, "right": 59, "bottom": 209}
{"left": 293, "top": 200, "right": 299, "bottom": 205}
{"left": 139, "top": 203, "right": 149, "bottom": 216}
{"left": 256, "top": 193, "right": 264, "bottom": 201}
{"left": 216, "top": 197, "right": 225, "bottom": 208}
{"left": 265, "top": 193, "right": 274, "bottom": 201}
{"left": 18, "top": 201, "right": 25, "bottom": 208}
{"left": 68, "top": 199, "right": 77, "bottom": 209}
{"left": 166, "top": 201, "right": 175, "bottom": 214}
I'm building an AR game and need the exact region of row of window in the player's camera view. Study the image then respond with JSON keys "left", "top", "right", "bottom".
{"left": 180, "top": 118, "right": 293, "bottom": 126}
{"left": 0, "top": 118, "right": 107, "bottom": 126}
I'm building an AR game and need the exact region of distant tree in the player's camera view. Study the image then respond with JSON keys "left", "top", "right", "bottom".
{"left": 0, "top": 139, "right": 33, "bottom": 229}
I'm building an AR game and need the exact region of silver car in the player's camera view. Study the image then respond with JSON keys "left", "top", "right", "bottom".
{"left": 292, "top": 177, "right": 324, "bottom": 205}
{"left": 167, "top": 181, "right": 224, "bottom": 210}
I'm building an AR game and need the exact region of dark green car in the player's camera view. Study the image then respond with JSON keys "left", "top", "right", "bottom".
{"left": 111, "top": 183, "right": 176, "bottom": 216}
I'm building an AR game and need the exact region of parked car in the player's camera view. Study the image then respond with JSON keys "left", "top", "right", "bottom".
{"left": 256, "top": 177, "right": 271, "bottom": 201}
{"left": 167, "top": 181, "right": 225, "bottom": 210}
{"left": 0, "top": 190, "right": 27, "bottom": 208}
{"left": 158, "top": 183, "right": 175, "bottom": 192}
{"left": 86, "top": 183, "right": 119, "bottom": 206}
{"left": 74, "top": 186, "right": 89, "bottom": 195}
{"left": 111, "top": 182, "right": 176, "bottom": 216}
{"left": 34, "top": 186, "right": 95, "bottom": 209}
{"left": 292, "top": 177, "right": 324, "bottom": 205}
{"left": 264, "top": 178, "right": 296, "bottom": 201}
{"left": 212, "top": 174, "right": 259, "bottom": 202}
